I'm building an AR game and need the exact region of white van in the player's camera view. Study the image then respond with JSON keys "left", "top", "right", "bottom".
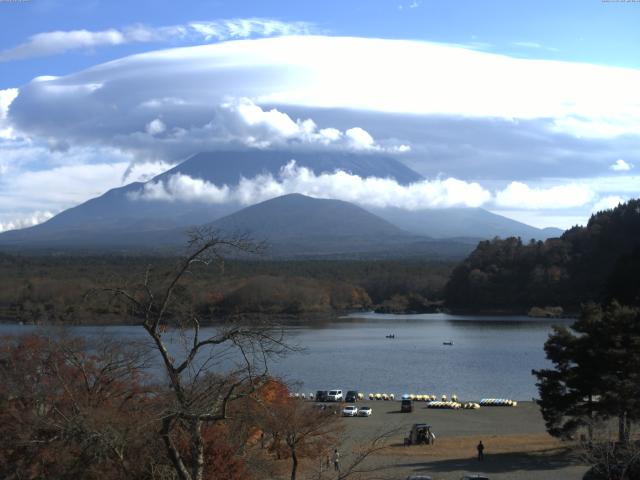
{"left": 327, "top": 389, "right": 343, "bottom": 401}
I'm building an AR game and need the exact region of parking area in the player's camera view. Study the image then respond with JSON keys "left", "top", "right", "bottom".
{"left": 321, "top": 399, "right": 589, "bottom": 480}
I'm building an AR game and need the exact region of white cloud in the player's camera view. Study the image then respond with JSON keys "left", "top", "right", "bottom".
{"left": 146, "top": 118, "right": 166, "bottom": 136}
{"left": 0, "top": 88, "right": 19, "bottom": 139}
{"left": 0, "top": 211, "right": 54, "bottom": 233}
{"left": 131, "top": 160, "right": 492, "bottom": 209}
{"left": 150, "top": 97, "right": 402, "bottom": 152}
{"left": 0, "top": 142, "right": 164, "bottom": 217}
{"left": 610, "top": 159, "right": 633, "bottom": 171}
{"left": 121, "top": 160, "right": 173, "bottom": 183}
{"left": 0, "top": 19, "right": 313, "bottom": 61}
{"left": 133, "top": 173, "right": 230, "bottom": 203}
{"left": 591, "top": 195, "right": 625, "bottom": 213}
{"left": 345, "top": 127, "right": 375, "bottom": 149}
{"left": 9, "top": 35, "right": 640, "bottom": 146}
{"left": 494, "top": 181, "right": 595, "bottom": 209}
{"left": 2, "top": 162, "right": 132, "bottom": 209}
{"left": 0, "top": 29, "right": 126, "bottom": 61}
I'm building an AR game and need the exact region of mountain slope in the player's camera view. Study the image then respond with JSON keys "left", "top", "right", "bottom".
{"left": 0, "top": 150, "right": 425, "bottom": 247}
{"left": 368, "top": 206, "right": 563, "bottom": 240}
{"left": 206, "top": 193, "right": 425, "bottom": 257}
{"left": 210, "top": 193, "right": 408, "bottom": 241}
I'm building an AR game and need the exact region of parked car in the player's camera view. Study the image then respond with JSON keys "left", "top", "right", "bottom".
{"left": 357, "top": 406, "right": 372, "bottom": 417}
{"left": 401, "top": 398, "right": 413, "bottom": 413}
{"left": 345, "top": 390, "right": 359, "bottom": 402}
{"left": 460, "top": 475, "right": 489, "bottom": 480}
{"left": 342, "top": 405, "right": 358, "bottom": 417}
{"left": 327, "top": 389, "right": 343, "bottom": 401}
{"left": 406, "top": 476, "right": 432, "bottom": 480}
{"left": 315, "top": 390, "right": 328, "bottom": 402}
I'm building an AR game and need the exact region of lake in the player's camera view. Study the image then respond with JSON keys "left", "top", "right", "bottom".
{"left": 0, "top": 312, "right": 571, "bottom": 400}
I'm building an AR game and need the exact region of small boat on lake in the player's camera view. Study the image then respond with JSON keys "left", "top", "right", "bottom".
{"left": 442, "top": 341, "right": 453, "bottom": 346}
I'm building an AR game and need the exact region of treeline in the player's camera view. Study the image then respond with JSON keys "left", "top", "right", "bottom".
{"left": 445, "top": 199, "right": 640, "bottom": 312}
{"left": 0, "top": 255, "right": 454, "bottom": 324}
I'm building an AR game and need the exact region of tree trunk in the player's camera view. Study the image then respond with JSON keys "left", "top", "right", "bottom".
{"left": 626, "top": 416, "right": 631, "bottom": 441}
{"left": 161, "top": 416, "right": 192, "bottom": 480}
{"left": 191, "top": 419, "right": 205, "bottom": 480}
{"left": 618, "top": 411, "right": 628, "bottom": 443}
{"left": 290, "top": 445, "right": 298, "bottom": 480}
{"left": 287, "top": 435, "right": 298, "bottom": 480}
{"left": 587, "top": 395, "right": 593, "bottom": 442}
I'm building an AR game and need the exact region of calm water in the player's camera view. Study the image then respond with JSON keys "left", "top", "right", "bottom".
{"left": 0, "top": 313, "right": 570, "bottom": 400}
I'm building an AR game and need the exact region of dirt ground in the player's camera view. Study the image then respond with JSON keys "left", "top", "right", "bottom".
{"left": 324, "top": 400, "right": 589, "bottom": 480}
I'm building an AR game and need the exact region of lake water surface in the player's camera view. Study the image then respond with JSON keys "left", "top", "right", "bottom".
{"left": 0, "top": 312, "right": 570, "bottom": 400}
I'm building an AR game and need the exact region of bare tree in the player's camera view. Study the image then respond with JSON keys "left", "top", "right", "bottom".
{"left": 580, "top": 420, "right": 640, "bottom": 480}
{"left": 256, "top": 398, "right": 341, "bottom": 480}
{"left": 102, "top": 228, "right": 292, "bottom": 480}
{"left": 335, "top": 429, "right": 400, "bottom": 480}
{"left": 303, "top": 428, "right": 400, "bottom": 480}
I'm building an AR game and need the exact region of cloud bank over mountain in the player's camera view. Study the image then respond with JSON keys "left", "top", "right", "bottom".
{"left": 130, "top": 160, "right": 490, "bottom": 209}
{"left": 129, "top": 160, "right": 602, "bottom": 216}
{"left": 1, "top": 35, "right": 639, "bottom": 229}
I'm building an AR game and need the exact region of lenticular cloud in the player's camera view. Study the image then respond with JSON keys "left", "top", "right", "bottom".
{"left": 130, "top": 160, "right": 492, "bottom": 209}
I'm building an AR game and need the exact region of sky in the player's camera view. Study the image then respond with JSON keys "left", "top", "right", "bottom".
{"left": 1, "top": 0, "right": 639, "bottom": 231}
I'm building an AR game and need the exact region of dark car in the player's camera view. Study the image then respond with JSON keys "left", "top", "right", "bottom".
{"left": 401, "top": 398, "right": 413, "bottom": 412}
{"left": 315, "top": 390, "right": 328, "bottom": 402}
{"left": 345, "top": 390, "right": 359, "bottom": 403}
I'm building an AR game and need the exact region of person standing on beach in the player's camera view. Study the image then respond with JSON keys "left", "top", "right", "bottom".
{"left": 333, "top": 448, "right": 340, "bottom": 471}
{"left": 477, "top": 440, "right": 484, "bottom": 461}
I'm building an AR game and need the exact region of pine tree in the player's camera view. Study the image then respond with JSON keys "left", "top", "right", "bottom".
{"left": 533, "top": 302, "right": 640, "bottom": 442}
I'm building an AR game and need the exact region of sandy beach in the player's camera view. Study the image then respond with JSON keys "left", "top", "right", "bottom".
{"left": 329, "top": 400, "right": 589, "bottom": 480}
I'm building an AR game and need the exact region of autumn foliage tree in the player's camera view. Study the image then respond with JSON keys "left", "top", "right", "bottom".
{"left": 0, "top": 334, "right": 162, "bottom": 479}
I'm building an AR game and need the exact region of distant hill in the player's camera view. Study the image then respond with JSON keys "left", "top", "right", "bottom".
{"left": 367, "top": 206, "right": 563, "bottom": 241}
{"left": 444, "top": 199, "right": 640, "bottom": 312}
{"left": 206, "top": 194, "right": 475, "bottom": 259}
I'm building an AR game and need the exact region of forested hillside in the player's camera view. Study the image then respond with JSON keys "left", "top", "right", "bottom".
{"left": 0, "top": 255, "right": 453, "bottom": 324}
{"left": 444, "top": 199, "right": 640, "bottom": 312}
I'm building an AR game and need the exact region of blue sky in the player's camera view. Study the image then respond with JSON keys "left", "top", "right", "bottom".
{"left": 0, "top": 0, "right": 639, "bottom": 232}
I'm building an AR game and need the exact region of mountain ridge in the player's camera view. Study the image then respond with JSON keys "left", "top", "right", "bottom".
{"left": 0, "top": 150, "right": 564, "bottom": 253}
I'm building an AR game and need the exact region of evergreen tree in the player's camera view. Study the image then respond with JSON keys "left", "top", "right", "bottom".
{"left": 533, "top": 302, "right": 640, "bottom": 442}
